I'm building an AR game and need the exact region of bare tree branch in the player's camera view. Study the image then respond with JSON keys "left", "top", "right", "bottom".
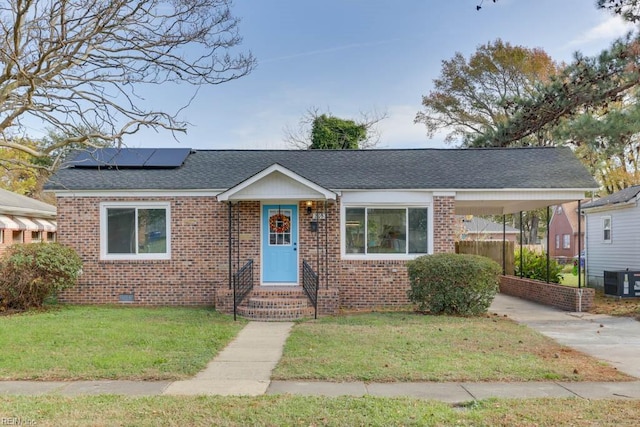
{"left": 0, "top": 0, "right": 255, "bottom": 161}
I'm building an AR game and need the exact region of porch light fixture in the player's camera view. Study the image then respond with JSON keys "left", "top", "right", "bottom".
{"left": 306, "top": 201, "right": 313, "bottom": 215}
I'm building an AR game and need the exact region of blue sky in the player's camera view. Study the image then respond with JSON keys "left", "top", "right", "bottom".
{"left": 129, "top": 0, "right": 636, "bottom": 150}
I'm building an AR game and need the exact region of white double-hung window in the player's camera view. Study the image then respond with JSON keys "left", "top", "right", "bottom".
{"left": 100, "top": 202, "right": 171, "bottom": 260}
{"left": 602, "top": 216, "right": 612, "bottom": 243}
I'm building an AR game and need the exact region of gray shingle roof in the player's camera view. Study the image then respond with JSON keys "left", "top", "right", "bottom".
{"left": 581, "top": 185, "right": 640, "bottom": 209}
{"left": 44, "top": 147, "right": 598, "bottom": 192}
{"left": 0, "top": 188, "right": 56, "bottom": 216}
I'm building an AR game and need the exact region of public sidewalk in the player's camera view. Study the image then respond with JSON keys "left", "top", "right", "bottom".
{"left": 1, "top": 294, "right": 639, "bottom": 402}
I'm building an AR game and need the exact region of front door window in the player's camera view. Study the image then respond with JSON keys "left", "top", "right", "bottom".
{"left": 268, "top": 209, "right": 292, "bottom": 245}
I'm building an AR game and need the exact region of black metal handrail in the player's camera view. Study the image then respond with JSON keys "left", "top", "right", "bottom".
{"left": 233, "top": 259, "right": 253, "bottom": 321}
{"left": 302, "top": 260, "right": 319, "bottom": 319}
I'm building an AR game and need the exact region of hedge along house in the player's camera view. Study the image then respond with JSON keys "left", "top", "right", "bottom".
{"left": 44, "top": 147, "right": 597, "bottom": 319}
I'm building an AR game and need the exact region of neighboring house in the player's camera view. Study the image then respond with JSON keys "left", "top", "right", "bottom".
{"left": 548, "top": 200, "right": 586, "bottom": 263}
{"left": 458, "top": 216, "right": 518, "bottom": 242}
{"left": 581, "top": 185, "right": 640, "bottom": 288}
{"left": 0, "top": 188, "right": 57, "bottom": 254}
{"left": 44, "top": 147, "right": 597, "bottom": 317}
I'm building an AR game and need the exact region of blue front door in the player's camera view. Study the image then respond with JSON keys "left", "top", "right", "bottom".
{"left": 262, "top": 205, "right": 298, "bottom": 284}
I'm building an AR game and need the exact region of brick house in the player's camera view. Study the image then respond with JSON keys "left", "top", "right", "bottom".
{"left": 548, "top": 200, "right": 586, "bottom": 263}
{"left": 0, "top": 188, "right": 57, "bottom": 255}
{"left": 44, "top": 147, "right": 597, "bottom": 319}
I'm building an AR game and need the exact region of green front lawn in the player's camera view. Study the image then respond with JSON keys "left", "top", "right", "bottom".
{"left": 273, "top": 312, "right": 630, "bottom": 382}
{"left": 1, "top": 395, "right": 639, "bottom": 427}
{"left": 0, "top": 306, "right": 245, "bottom": 380}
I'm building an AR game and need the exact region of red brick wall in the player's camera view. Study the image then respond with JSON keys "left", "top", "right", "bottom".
{"left": 298, "top": 200, "right": 340, "bottom": 293}
{"left": 433, "top": 196, "right": 456, "bottom": 253}
{"left": 336, "top": 259, "right": 411, "bottom": 309}
{"left": 56, "top": 194, "right": 452, "bottom": 311}
{"left": 499, "top": 275, "right": 594, "bottom": 312}
{"left": 57, "top": 196, "right": 233, "bottom": 305}
{"left": 229, "top": 201, "right": 261, "bottom": 289}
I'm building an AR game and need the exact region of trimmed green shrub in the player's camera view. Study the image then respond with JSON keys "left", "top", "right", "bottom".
{"left": 407, "top": 253, "right": 501, "bottom": 316}
{"left": 0, "top": 243, "right": 83, "bottom": 311}
{"left": 514, "top": 247, "right": 562, "bottom": 283}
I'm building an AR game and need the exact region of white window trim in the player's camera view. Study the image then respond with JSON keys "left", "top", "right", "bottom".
{"left": 341, "top": 202, "right": 433, "bottom": 260}
{"left": 602, "top": 216, "right": 612, "bottom": 244}
{"left": 100, "top": 201, "right": 171, "bottom": 261}
{"left": 562, "top": 234, "right": 570, "bottom": 249}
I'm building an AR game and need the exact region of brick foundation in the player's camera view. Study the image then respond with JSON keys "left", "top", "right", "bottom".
{"left": 499, "top": 275, "right": 594, "bottom": 312}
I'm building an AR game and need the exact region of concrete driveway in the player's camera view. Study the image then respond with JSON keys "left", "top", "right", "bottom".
{"left": 490, "top": 293, "right": 640, "bottom": 379}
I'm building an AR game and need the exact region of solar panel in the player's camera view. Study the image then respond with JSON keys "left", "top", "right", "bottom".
{"left": 71, "top": 148, "right": 192, "bottom": 169}
{"left": 109, "top": 148, "right": 155, "bottom": 167}
{"left": 144, "top": 148, "right": 192, "bottom": 167}
{"left": 71, "top": 148, "right": 119, "bottom": 166}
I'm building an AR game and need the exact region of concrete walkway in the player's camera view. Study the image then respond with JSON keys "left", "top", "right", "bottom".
{"left": 163, "top": 321, "right": 293, "bottom": 396}
{"left": 1, "top": 294, "right": 639, "bottom": 402}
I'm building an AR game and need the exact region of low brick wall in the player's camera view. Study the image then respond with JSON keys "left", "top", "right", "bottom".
{"left": 499, "top": 275, "right": 594, "bottom": 312}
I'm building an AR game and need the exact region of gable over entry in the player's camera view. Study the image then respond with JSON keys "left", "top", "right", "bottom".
{"left": 216, "top": 164, "right": 336, "bottom": 289}
{"left": 216, "top": 164, "right": 337, "bottom": 202}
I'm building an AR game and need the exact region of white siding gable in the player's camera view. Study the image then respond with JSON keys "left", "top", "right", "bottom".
{"left": 231, "top": 171, "right": 327, "bottom": 200}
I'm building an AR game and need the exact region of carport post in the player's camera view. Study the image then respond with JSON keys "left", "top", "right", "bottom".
{"left": 519, "top": 211, "right": 523, "bottom": 278}
{"left": 546, "top": 206, "right": 550, "bottom": 283}
{"left": 228, "top": 202, "right": 232, "bottom": 290}
{"left": 502, "top": 215, "right": 506, "bottom": 275}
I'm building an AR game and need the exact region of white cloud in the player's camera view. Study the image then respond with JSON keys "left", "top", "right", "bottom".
{"left": 567, "top": 16, "right": 636, "bottom": 51}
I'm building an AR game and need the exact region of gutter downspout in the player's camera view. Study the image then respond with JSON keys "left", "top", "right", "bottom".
{"left": 519, "top": 211, "right": 523, "bottom": 278}
{"left": 577, "top": 199, "right": 583, "bottom": 312}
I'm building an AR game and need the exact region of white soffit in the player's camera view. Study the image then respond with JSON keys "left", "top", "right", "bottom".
{"left": 455, "top": 189, "right": 589, "bottom": 216}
